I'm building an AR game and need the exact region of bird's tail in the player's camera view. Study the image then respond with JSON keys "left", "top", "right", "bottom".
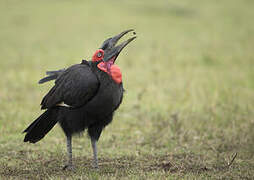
{"left": 23, "top": 108, "right": 59, "bottom": 143}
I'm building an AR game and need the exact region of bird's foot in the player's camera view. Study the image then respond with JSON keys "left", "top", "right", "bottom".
{"left": 92, "top": 163, "right": 99, "bottom": 170}
{"left": 63, "top": 164, "right": 75, "bottom": 171}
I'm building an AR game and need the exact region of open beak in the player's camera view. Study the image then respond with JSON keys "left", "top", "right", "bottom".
{"left": 101, "top": 29, "right": 137, "bottom": 62}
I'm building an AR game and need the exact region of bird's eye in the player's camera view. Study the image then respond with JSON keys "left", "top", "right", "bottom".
{"left": 97, "top": 52, "right": 102, "bottom": 58}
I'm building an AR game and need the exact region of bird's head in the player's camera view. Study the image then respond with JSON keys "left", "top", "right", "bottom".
{"left": 92, "top": 29, "right": 136, "bottom": 71}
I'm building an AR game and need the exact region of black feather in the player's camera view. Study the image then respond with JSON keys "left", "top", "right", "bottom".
{"left": 38, "top": 74, "right": 58, "bottom": 84}
{"left": 23, "top": 108, "right": 59, "bottom": 143}
{"left": 46, "top": 69, "right": 65, "bottom": 76}
{"left": 38, "top": 69, "right": 65, "bottom": 84}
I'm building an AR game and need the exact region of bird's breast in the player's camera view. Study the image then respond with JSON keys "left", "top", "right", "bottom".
{"left": 84, "top": 70, "right": 124, "bottom": 117}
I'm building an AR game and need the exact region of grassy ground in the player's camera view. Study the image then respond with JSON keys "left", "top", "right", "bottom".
{"left": 0, "top": 0, "right": 254, "bottom": 179}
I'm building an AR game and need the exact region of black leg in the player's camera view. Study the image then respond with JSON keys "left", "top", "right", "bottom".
{"left": 63, "top": 136, "right": 74, "bottom": 170}
{"left": 88, "top": 125, "right": 104, "bottom": 169}
{"left": 91, "top": 138, "right": 98, "bottom": 168}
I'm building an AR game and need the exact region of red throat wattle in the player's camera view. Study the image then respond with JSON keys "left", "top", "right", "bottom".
{"left": 97, "top": 58, "right": 122, "bottom": 84}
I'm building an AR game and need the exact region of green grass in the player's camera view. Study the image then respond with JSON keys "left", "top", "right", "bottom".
{"left": 0, "top": 0, "right": 254, "bottom": 179}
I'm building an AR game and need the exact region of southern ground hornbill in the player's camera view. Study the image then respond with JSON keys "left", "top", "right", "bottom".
{"left": 23, "top": 29, "right": 136, "bottom": 170}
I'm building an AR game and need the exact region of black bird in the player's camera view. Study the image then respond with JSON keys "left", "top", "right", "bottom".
{"left": 23, "top": 30, "right": 136, "bottom": 170}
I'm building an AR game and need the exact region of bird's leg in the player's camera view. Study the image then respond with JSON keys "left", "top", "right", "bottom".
{"left": 63, "top": 135, "right": 74, "bottom": 170}
{"left": 91, "top": 138, "right": 98, "bottom": 169}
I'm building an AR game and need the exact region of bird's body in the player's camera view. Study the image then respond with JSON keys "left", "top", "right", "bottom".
{"left": 57, "top": 61, "right": 124, "bottom": 138}
{"left": 24, "top": 61, "right": 123, "bottom": 142}
{"left": 23, "top": 30, "right": 136, "bottom": 169}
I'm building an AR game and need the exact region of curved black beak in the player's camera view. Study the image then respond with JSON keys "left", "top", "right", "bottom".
{"left": 101, "top": 29, "right": 137, "bottom": 62}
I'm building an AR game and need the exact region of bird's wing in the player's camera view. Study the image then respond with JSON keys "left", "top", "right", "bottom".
{"left": 40, "top": 63, "right": 99, "bottom": 109}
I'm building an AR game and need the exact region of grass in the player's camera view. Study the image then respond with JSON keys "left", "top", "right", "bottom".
{"left": 0, "top": 0, "right": 254, "bottom": 179}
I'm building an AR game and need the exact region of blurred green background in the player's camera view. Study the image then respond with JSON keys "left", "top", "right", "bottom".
{"left": 0, "top": 0, "right": 254, "bottom": 179}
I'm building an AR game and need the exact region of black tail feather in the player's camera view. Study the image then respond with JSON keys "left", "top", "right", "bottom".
{"left": 23, "top": 108, "right": 59, "bottom": 143}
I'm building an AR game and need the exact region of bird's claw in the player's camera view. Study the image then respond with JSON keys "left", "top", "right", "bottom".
{"left": 63, "top": 164, "right": 75, "bottom": 171}
{"left": 92, "top": 163, "right": 99, "bottom": 169}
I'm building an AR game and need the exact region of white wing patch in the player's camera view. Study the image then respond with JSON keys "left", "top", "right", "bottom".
{"left": 57, "top": 102, "right": 72, "bottom": 108}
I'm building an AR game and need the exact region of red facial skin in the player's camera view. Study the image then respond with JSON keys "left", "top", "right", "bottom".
{"left": 92, "top": 49, "right": 122, "bottom": 84}
{"left": 92, "top": 49, "right": 104, "bottom": 62}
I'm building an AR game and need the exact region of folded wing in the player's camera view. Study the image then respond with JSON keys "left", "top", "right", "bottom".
{"left": 41, "top": 63, "right": 99, "bottom": 109}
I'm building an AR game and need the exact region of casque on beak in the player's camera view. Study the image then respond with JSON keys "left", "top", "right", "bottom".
{"left": 101, "top": 29, "right": 137, "bottom": 62}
